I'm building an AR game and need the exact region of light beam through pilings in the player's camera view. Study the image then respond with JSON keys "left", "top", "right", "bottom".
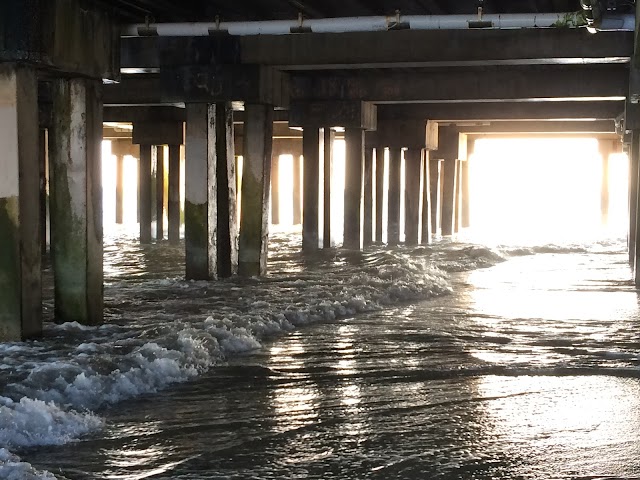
{"left": 467, "top": 137, "right": 628, "bottom": 245}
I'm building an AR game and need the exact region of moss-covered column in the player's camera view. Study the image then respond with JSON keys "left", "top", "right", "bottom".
{"left": 302, "top": 126, "right": 320, "bottom": 251}
{"left": 387, "top": 147, "right": 402, "bottom": 245}
{"left": 323, "top": 128, "right": 335, "bottom": 248}
{"left": 185, "top": 104, "right": 217, "bottom": 280}
{"left": 168, "top": 144, "right": 181, "bottom": 244}
{"left": 215, "top": 103, "right": 238, "bottom": 278}
{"left": 429, "top": 158, "right": 442, "bottom": 236}
{"left": 0, "top": 65, "right": 41, "bottom": 340}
{"left": 49, "top": 77, "right": 103, "bottom": 325}
{"left": 404, "top": 148, "right": 422, "bottom": 245}
{"left": 375, "top": 149, "right": 384, "bottom": 243}
{"left": 238, "top": 104, "right": 273, "bottom": 276}
{"left": 344, "top": 128, "right": 364, "bottom": 250}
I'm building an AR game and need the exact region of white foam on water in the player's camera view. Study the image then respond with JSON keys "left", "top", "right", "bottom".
{"left": 0, "top": 448, "right": 60, "bottom": 480}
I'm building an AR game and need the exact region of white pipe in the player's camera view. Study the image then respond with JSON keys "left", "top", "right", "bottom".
{"left": 122, "top": 12, "right": 621, "bottom": 37}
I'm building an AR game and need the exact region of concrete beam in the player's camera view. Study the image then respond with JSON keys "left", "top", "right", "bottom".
{"left": 370, "top": 120, "right": 426, "bottom": 149}
{"left": 1, "top": 0, "right": 119, "bottom": 80}
{"left": 120, "top": 29, "right": 632, "bottom": 71}
{"left": 344, "top": 128, "right": 364, "bottom": 249}
{"left": 132, "top": 121, "right": 184, "bottom": 146}
{"left": 449, "top": 120, "right": 617, "bottom": 134}
{"left": 290, "top": 66, "right": 628, "bottom": 103}
{"left": 377, "top": 101, "right": 625, "bottom": 122}
{"left": 289, "top": 101, "right": 377, "bottom": 129}
{"left": 104, "top": 106, "right": 186, "bottom": 123}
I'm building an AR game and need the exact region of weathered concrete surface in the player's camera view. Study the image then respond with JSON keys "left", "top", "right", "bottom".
{"left": 1, "top": 0, "right": 119, "bottom": 80}
{"left": 323, "top": 128, "right": 335, "bottom": 248}
{"left": 441, "top": 158, "right": 459, "bottom": 237}
{"left": 271, "top": 155, "right": 280, "bottom": 225}
{"left": 404, "top": 149, "right": 422, "bottom": 245}
{"left": 0, "top": 65, "right": 41, "bottom": 340}
{"left": 387, "top": 148, "right": 402, "bottom": 246}
{"left": 289, "top": 101, "right": 376, "bottom": 130}
{"left": 215, "top": 103, "right": 238, "bottom": 278}
{"left": 302, "top": 127, "right": 320, "bottom": 251}
{"left": 344, "top": 128, "right": 364, "bottom": 250}
{"left": 49, "top": 77, "right": 103, "bottom": 325}
{"left": 185, "top": 104, "right": 217, "bottom": 280}
{"left": 139, "top": 145, "right": 153, "bottom": 244}
{"left": 630, "top": 131, "right": 640, "bottom": 267}
{"left": 238, "top": 104, "right": 273, "bottom": 276}
{"left": 168, "top": 144, "right": 181, "bottom": 244}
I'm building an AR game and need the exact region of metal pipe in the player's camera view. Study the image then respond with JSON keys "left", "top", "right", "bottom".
{"left": 122, "top": 12, "right": 621, "bottom": 37}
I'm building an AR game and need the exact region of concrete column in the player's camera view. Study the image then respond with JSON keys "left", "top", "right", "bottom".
{"left": 454, "top": 159, "right": 464, "bottom": 233}
{"left": 271, "top": 154, "right": 280, "bottom": 225}
{"left": 387, "top": 147, "right": 402, "bottom": 245}
{"left": 323, "top": 128, "right": 335, "bottom": 248}
{"left": 630, "top": 132, "right": 639, "bottom": 266}
{"left": 50, "top": 77, "right": 103, "bottom": 325}
{"left": 404, "top": 148, "right": 422, "bottom": 245}
{"left": 599, "top": 139, "right": 612, "bottom": 225}
{"left": 292, "top": 153, "right": 302, "bottom": 225}
{"left": 429, "top": 158, "right": 442, "bottom": 236}
{"left": 39, "top": 128, "right": 48, "bottom": 255}
{"left": 239, "top": 104, "right": 273, "bottom": 276}
{"left": 420, "top": 150, "right": 432, "bottom": 244}
{"left": 115, "top": 150, "right": 124, "bottom": 224}
{"left": 344, "top": 128, "right": 364, "bottom": 249}
{"left": 375, "top": 149, "right": 384, "bottom": 243}
{"left": 303, "top": 126, "right": 320, "bottom": 251}
{"left": 155, "top": 145, "right": 165, "bottom": 240}
{"left": 185, "top": 104, "right": 217, "bottom": 280}
{"left": 168, "top": 144, "right": 181, "bottom": 244}
{"left": 216, "top": 103, "right": 238, "bottom": 278}
{"left": 0, "top": 65, "right": 41, "bottom": 340}
{"left": 441, "top": 157, "right": 458, "bottom": 236}
{"left": 139, "top": 144, "right": 152, "bottom": 244}
{"left": 461, "top": 141, "right": 473, "bottom": 229}
{"left": 363, "top": 146, "right": 374, "bottom": 246}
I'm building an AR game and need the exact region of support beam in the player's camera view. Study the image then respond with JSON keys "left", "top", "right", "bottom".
{"left": 387, "top": 147, "right": 402, "bottom": 246}
{"left": 599, "top": 139, "right": 613, "bottom": 226}
{"left": 375, "top": 149, "right": 384, "bottom": 243}
{"left": 441, "top": 158, "right": 458, "bottom": 237}
{"left": 404, "top": 148, "right": 422, "bottom": 245}
{"left": 271, "top": 154, "right": 280, "bottom": 225}
{"left": 50, "top": 77, "right": 103, "bottom": 325}
{"left": 630, "top": 131, "right": 640, "bottom": 267}
{"left": 302, "top": 126, "right": 321, "bottom": 251}
{"left": 39, "top": 128, "right": 48, "bottom": 255}
{"left": 363, "top": 146, "right": 374, "bottom": 246}
{"left": 238, "top": 104, "right": 273, "bottom": 276}
{"left": 168, "top": 144, "right": 181, "bottom": 244}
{"left": 155, "top": 145, "right": 165, "bottom": 240}
{"left": 344, "top": 128, "right": 364, "bottom": 249}
{"left": 215, "top": 103, "right": 238, "bottom": 278}
{"left": 429, "top": 158, "right": 442, "bottom": 236}
{"left": 185, "top": 104, "right": 217, "bottom": 280}
{"left": 0, "top": 65, "right": 41, "bottom": 340}
{"left": 323, "top": 128, "right": 335, "bottom": 248}
{"left": 115, "top": 151, "right": 124, "bottom": 224}
{"left": 292, "top": 153, "right": 302, "bottom": 225}
{"left": 421, "top": 150, "right": 432, "bottom": 244}
{"left": 139, "top": 144, "right": 153, "bottom": 244}
{"left": 454, "top": 159, "right": 464, "bottom": 234}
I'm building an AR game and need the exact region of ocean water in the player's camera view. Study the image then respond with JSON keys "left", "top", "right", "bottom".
{"left": 2, "top": 228, "right": 639, "bottom": 479}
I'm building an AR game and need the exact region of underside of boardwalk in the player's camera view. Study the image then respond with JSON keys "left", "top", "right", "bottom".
{"left": 2, "top": 0, "right": 640, "bottom": 339}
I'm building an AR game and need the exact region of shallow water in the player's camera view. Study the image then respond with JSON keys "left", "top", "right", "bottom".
{"left": 3, "top": 229, "right": 640, "bottom": 479}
